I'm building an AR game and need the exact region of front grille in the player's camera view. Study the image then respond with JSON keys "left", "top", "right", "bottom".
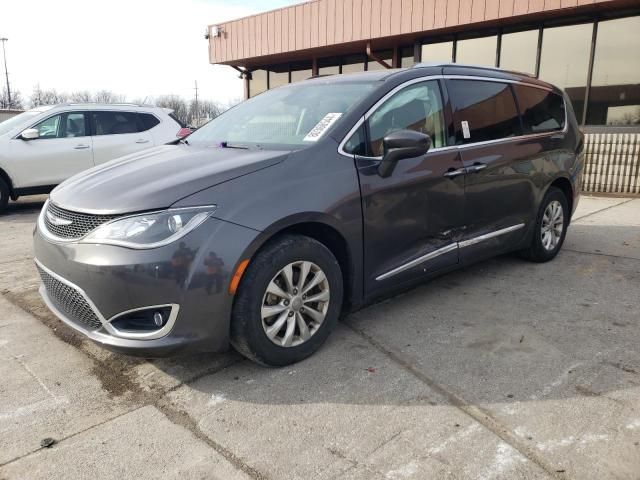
{"left": 44, "top": 203, "right": 118, "bottom": 240}
{"left": 37, "top": 265, "right": 103, "bottom": 330}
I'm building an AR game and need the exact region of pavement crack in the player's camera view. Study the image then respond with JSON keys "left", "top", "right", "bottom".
{"left": 563, "top": 248, "right": 640, "bottom": 262}
{"left": 155, "top": 396, "right": 269, "bottom": 480}
{"left": 343, "top": 320, "right": 567, "bottom": 480}
{"left": 0, "top": 406, "right": 147, "bottom": 468}
{"left": 572, "top": 198, "right": 635, "bottom": 222}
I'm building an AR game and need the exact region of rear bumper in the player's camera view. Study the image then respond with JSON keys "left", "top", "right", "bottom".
{"left": 34, "top": 216, "right": 260, "bottom": 357}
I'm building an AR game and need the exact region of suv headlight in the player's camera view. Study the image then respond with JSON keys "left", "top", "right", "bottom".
{"left": 82, "top": 206, "right": 215, "bottom": 249}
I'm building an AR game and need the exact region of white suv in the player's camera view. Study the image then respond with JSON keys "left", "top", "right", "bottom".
{"left": 0, "top": 103, "right": 190, "bottom": 213}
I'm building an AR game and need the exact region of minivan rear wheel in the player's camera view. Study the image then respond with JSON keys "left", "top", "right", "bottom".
{"left": 0, "top": 178, "right": 9, "bottom": 214}
{"left": 230, "top": 234, "right": 343, "bottom": 366}
{"left": 520, "top": 186, "right": 569, "bottom": 262}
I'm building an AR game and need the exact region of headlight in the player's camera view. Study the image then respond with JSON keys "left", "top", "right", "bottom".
{"left": 82, "top": 206, "right": 215, "bottom": 249}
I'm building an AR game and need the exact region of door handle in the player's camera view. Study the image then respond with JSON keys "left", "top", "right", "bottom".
{"left": 466, "top": 163, "right": 487, "bottom": 173}
{"left": 74, "top": 144, "right": 90, "bottom": 150}
{"left": 443, "top": 167, "right": 467, "bottom": 178}
{"left": 135, "top": 139, "right": 150, "bottom": 144}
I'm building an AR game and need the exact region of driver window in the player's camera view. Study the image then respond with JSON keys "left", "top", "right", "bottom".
{"left": 367, "top": 80, "right": 445, "bottom": 156}
{"left": 63, "top": 113, "right": 87, "bottom": 137}
{"left": 33, "top": 114, "right": 63, "bottom": 139}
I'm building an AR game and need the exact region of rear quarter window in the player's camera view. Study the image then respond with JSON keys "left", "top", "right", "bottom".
{"left": 512, "top": 85, "right": 565, "bottom": 133}
{"left": 448, "top": 79, "right": 522, "bottom": 144}
{"left": 139, "top": 113, "right": 160, "bottom": 131}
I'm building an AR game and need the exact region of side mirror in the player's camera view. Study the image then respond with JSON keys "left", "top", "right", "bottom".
{"left": 378, "top": 129, "right": 431, "bottom": 178}
{"left": 20, "top": 128, "right": 40, "bottom": 140}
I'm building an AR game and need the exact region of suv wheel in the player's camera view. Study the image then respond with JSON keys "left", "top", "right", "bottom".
{"left": 520, "top": 186, "right": 569, "bottom": 262}
{"left": 231, "top": 235, "right": 343, "bottom": 366}
{"left": 0, "top": 178, "right": 9, "bottom": 214}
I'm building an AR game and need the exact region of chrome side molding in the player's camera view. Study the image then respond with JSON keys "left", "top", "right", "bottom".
{"left": 376, "top": 223, "right": 526, "bottom": 281}
{"left": 458, "top": 223, "right": 525, "bottom": 248}
{"left": 376, "top": 243, "right": 458, "bottom": 281}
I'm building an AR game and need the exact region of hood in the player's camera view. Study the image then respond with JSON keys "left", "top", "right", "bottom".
{"left": 50, "top": 144, "right": 288, "bottom": 214}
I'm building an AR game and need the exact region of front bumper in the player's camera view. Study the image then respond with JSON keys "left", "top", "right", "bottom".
{"left": 34, "top": 216, "right": 260, "bottom": 357}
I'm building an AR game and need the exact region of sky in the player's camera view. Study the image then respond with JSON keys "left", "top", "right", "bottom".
{"left": 0, "top": 0, "right": 300, "bottom": 107}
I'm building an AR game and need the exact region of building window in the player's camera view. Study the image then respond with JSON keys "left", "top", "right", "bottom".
{"left": 269, "top": 64, "right": 289, "bottom": 89}
{"left": 249, "top": 70, "right": 267, "bottom": 98}
{"left": 421, "top": 41, "right": 453, "bottom": 63}
{"left": 318, "top": 57, "right": 340, "bottom": 76}
{"left": 587, "top": 16, "right": 640, "bottom": 126}
{"left": 400, "top": 47, "right": 415, "bottom": 68}
{"left": 499, "top": 29, "right": 538, "bottom": 75}
{"left": 456, "top": 35, "right": 497, "bottom": 67}
{"left": 342, "top": 54, "right": 366, "bottom": 74}
{"left": 367, "top": 50, "right": 393, "bottom": 71}
{"left": 539, "top": 23, "right": 593, "bottom": 122}
{"left": 291, "top": 61, "right": 313, "bottom": 83}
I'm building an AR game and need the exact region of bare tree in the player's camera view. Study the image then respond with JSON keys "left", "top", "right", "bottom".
{"left": 130, "top": 97, "right": 153, "bottom": 106}
{"left": 69, "top": 90, "right": 92, "bottom": 103}
{"left": 93, "top": 90, "right": 126, "bottom": 104}
{"left": 156, "top": 94, "right": 188, "bottom": 124}
{"left": 0, "top": 86, "right": 24, "bottom": 109}
{"left": 189, "top": 99, "right": 223, "bottom": 126}
{"left": 30, "top": 85, "right": 68, "bottom": 107}
{"left": 225, "top": 97, "right": 243, "bottom": 109}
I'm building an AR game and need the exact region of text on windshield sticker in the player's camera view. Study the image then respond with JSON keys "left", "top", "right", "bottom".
{"left": 304, "top": 113, "right": 343, "bottom": 142}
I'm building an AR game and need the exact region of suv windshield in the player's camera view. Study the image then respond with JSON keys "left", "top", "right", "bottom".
{"left": 187, "top": 81, "right": 378, "bottom": 149}
{"left": 0, "top": 110, "right": 46, "bottom": 136}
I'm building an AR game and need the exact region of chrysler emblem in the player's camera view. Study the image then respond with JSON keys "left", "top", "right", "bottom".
{"left": 46, "top": 211, "right": 73, "bottom": 226}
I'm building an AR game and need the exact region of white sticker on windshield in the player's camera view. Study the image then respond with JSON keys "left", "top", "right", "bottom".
{"left": 303, "top": 113, "right": 343, "bottom": 142}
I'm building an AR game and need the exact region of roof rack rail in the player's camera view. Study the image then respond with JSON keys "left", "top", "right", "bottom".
{"left": 411, "top": 62, "right": 535, "bottom": 78}
{"left": 57, "top": 102, "right": 156, "bottom": 107}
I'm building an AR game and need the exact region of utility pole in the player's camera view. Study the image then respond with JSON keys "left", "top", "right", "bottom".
{"left": 193, "top": 80, "right": 199, "bottom": 126}
{"left": 0, "top": 38, "right": 11, "bottom": 108}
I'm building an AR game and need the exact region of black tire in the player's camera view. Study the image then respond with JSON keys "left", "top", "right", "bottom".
{"left": 0, "top": 178, "right": 9, "bottom": 215}
{"left": 230, "top": 234, "right": 343, "bottom": 367}
{"left": 520, "top": 186, "right": 569, "bottom": 262}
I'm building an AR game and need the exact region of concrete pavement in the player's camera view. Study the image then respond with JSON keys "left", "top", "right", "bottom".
{"left": 0, "top": 195, "right": 638, "bottom": 479}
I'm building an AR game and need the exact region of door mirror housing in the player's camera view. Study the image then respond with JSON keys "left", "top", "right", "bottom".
{"left": 20, "top": 128, "right": 40, "bottom": 140}
{"left": 378, "top": 130, "right": 431, "bottom": 178}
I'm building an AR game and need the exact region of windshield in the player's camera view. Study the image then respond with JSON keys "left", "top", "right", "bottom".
{"left": 187, "top": 81, "right": 378, "bottom": 149}
{"left": 0, "top": 110, "right": 45, "bottom": 136}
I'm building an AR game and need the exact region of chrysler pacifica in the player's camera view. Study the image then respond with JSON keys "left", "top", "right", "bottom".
{"left": 34, "top": 64, "right": 584, "bottom": 366}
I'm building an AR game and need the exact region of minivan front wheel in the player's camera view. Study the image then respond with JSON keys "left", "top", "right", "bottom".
{"left": 231, "top": 235, "right": 343, "bottom": 366}
{"left": 520, "top": 186, "right": 569, "bottom": 262}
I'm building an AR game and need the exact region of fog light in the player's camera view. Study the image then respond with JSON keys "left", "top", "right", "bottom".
{"left": 110, "top": 306, "right": 173, "bottom": 332}
{"left": 153, "top": 311, "right": 164, "bottom": 327}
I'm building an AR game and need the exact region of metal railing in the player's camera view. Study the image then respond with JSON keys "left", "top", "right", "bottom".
{"left": 583, "top": 132, "right": 640, "bottom": 195}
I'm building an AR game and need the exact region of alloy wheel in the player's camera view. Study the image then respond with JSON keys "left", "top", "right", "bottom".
{"left": 541, "top": 200, "right": 564, "bottom": 251}
{"left": 261, "top": 261, "right": 330, "bottom": 348}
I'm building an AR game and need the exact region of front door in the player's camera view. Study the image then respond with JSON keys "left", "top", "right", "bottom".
{"left": 9, "top": 111, "right": 93, "bottom": 188}
{"left": 446, "top": 78, "right": 534, "bottom": 262}
{"left": 345, "top": 79, "right": 465, "bottom": 296}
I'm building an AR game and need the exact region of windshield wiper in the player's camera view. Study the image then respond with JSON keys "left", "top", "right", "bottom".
{"left": 219, "top": 141, "right": 249, "bottom": 150}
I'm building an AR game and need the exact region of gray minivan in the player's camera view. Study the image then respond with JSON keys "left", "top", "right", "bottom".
{"left": 34, "top": 64, "right": 584, "bottom": 366}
